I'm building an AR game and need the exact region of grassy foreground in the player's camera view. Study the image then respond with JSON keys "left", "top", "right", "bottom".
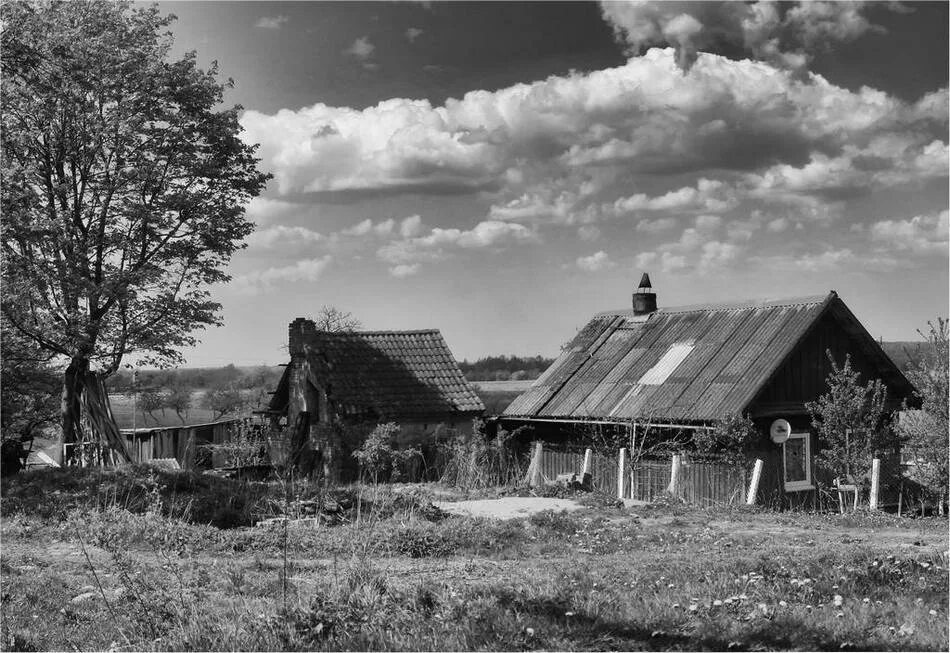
{"left": 1, "top": 467, "right": 947, "bottom": 651}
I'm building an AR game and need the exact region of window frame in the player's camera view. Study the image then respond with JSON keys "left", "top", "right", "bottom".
{"left": 782, "top": 431, "right": 813, "bottom": 492}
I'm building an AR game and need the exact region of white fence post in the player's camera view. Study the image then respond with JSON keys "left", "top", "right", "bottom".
{"left": 526, "top": 442, "right": 544, "bottom": 488}
{"left": 668, "top": 453, "right": 682, "bottom": 496}
{"left": 582, "top": 448, "right": 592, "bottom": 477}
{"left": 617, "top": 447, "right": 627, "bottom": 499}
{"left": 869, "top": 457, "right": 881, "bottom": 510}
{"left": 746, "top": 459, "right": 764, "bottom": 505}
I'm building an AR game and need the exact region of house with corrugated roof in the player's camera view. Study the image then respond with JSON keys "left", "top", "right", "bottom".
{"left": 267, "top": 317, "right": 484, "bottom": 479}
{"left": 499, "top": 275, "right": 915, "bottom": 505}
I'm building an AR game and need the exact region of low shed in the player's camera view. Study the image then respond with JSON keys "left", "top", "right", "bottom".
{"left": 500, "top": 276, "right": 915, "bottom": 506}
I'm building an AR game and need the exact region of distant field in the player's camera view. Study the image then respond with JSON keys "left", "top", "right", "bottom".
{"left": 471, "top": 380, "right": 535, "bottom": 392}
{"left": 108, "top": 391, "right": 242, "bottom": 429}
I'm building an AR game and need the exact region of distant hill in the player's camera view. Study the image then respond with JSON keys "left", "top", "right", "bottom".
{"left": 880, "top": 341, "right": 925, "bottom": 373}
{"left": 457, "top": 355, "right": 555, "bottom": 382}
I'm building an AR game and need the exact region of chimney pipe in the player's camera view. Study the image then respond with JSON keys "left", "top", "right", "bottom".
{"left": 632, "top": 273, "right": 657, "bottom": 316}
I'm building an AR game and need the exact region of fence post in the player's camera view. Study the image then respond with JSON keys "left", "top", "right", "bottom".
{"left": 668, "top": 453, "right": 682, "bottom": 496}
{"left": 617, "top": 447, "right": 627, "bottom": 499}
{"left": 526, "top": 442, "right": 544, "bottom": 488}
{"left": 746, "top": 459, "right": 764, "bottom": 505}
{"left": 582, "top": 448, "right": 592, "bottom": 477}
{"left": 869, "top": 457, "right": 881, "bottom": 510}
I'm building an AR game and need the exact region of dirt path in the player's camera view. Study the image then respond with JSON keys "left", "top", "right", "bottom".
{"left": 435, "top": 497, "right": 584, "bottom": 519}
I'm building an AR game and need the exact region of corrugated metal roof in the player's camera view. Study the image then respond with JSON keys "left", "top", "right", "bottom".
{"left": 504, "top": 292, "right": 838, "bottom": 423}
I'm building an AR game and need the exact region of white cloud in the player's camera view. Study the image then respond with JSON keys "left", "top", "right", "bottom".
{"left": 343, "top": 36, "right": 375, "bottom": 61}
{"left": 390, "top": 264, "right": 420, "bottom": 278}
{"left": 576, "top": 251, "right": 614, "bottom": 272}
{"left": 636, "top": 217, "right": 678, "bottom": 234}
{"left": 599, "top": 1, "right": 890, "bottom": 72}
{"left": 255, "top": 15, "right": 288, "bottom": 29}
{"left": 405, "top": 27, "right": 423, "bottom": 43}
{"left": 341, "top": 218, "right": 395, "bottom": 237}
{"left": 231, "top": 256, "right": 333, "bottom": 294}
{"left": 870, "top": 210, "right": 949, "bottom": 255}
{"left": 245, "top": 225, "right": 324, "bottom": 249}
{"left": 241, "top": 48, "right": 946, "bottom": 205}
{"left": 377, "top": 220, "right": 537, "bottom": 272}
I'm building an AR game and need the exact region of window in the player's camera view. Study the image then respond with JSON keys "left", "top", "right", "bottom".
{"left": 783, "top": 432, "right": 813, "bottom": 491}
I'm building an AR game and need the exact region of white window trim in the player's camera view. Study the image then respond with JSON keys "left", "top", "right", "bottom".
{"left": 783, "top": 432, "right": 813, "bottom": 492}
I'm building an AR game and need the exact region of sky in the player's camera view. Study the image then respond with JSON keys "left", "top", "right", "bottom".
{"left": 154, "top": 1, "right": 949, "bottom": 367}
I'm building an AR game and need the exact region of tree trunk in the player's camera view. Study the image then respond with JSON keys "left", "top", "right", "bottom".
{"left": 61, "top": 357, "right": 90, "bottom": 465}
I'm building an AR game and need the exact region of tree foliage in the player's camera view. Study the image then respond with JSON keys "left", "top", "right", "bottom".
{"left": 897, "top": 318, "right": 949, "bottom": 511}
{"left": 0, "top": 315, "right": 60, "bottom": 441}
{"left": 202, "top": 383, "right": 245, "bottom": 421}
{"left": 805, "top": 352, "right": 890, "bottom": 482}
{"left": 693, "top": 413, "right": 759, "bottom": 468}
{"left": 0, "top": 1, "right": 269, "bottom": 452}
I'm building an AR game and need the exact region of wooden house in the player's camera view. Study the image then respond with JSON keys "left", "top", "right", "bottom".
{"left": 499, "top": 276, "right": 915, "bottom": 506}
{"left": 267, "top": 318, "right": 484, "bottom": 480}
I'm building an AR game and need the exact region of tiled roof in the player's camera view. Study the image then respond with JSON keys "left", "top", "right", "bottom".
{"left": 303, "top": 330, "right": 484, "bottom": 419}
{"left": 503, "top": 291, "right": 905, "bottom": 423}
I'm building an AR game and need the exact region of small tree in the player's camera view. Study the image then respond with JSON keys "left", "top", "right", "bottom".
{"left": 313, "top": 306, "right": 362, "bottom": 333}
{"left": 164, "top": 381, "right": 192, "bottom": 424}
{"left": 898, "top": 319, "right": 949, "bottom": 514}
{"left": 202, "top": 383, "right": 245, "bottom": 420}
{"left": 138, "top": 389, "right": 165, "bottom": 425}
{"left": 693, "top": 413, "right": 759, "bottom": 468}
{"left": 806, "top": 352, "right": 891, "bottom": 485}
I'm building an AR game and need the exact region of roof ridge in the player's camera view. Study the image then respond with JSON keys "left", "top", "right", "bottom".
{"left": 312, "top": 329, "right": 442, "bottom": 336}
{"left": 595, "top": 291, "right": 833, "bottom": 317}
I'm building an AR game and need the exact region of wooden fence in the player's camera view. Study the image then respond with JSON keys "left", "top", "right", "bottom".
{"left": 119, "top": 418, "right": 256, "bottom": 470}
{"left": 535, "top": 445, "right": 747, "bottom": 506}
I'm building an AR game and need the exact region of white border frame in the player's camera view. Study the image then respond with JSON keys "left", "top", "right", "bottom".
{"left": 783, "top": 432, "right": 813, "bottom": 491}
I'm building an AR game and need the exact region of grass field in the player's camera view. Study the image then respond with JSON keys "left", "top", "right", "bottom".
{"left": 1, "top": 467, "right": 947, "bottom": 651}
{"left": 108, "top": 392, "right": 245, "bottom": 429}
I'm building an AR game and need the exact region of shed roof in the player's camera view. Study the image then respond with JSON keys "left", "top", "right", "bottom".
{"left": 502, "top": 291, "right": 911, "bottom": 424}
{"left": 273, "top": 329, "right": 484, "bottom": 419}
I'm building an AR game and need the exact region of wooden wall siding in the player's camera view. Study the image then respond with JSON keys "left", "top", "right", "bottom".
{"left": 753, "top": 312, "right": 887, "bottom": 413}
{"left": 120, "top": 419, "right": 249, "bottom": 470}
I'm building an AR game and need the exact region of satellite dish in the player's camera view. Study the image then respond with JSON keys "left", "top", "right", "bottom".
{"left": 770, "top": 419, "right": 791, "bottom": 444}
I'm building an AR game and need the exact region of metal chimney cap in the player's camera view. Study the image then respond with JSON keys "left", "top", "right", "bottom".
{"left": 637, "top": 273, "right": 652, "bottom": 290}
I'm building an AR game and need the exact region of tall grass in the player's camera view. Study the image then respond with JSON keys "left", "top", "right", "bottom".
{"left": 438, "top": 421, "right": 524, "bottom": 490}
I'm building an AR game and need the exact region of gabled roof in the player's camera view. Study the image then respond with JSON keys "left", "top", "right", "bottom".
{"left": 271, "top": 329, "right": 484, "bottom": 420}
{"left": 503, "top": 291, "right": 913, "bottom": 424}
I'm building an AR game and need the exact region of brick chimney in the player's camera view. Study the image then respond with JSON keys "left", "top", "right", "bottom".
{"left": 632, "top": 273, "right": 657, "bottom": 316}
{"left": 289, "top": 317, "right": 316, "bottom": 356}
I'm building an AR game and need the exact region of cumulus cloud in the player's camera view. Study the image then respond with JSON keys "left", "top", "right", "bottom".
{"left": 231, "top": 256, "right": 333, "bottom": 294}
{"left": 255, "top": 15, "right": 288, "bottom": 29}
{"left": 599, "top": 1, "right": 890, "bottom": 72}
{"left": 343, "top": 36, "right": 375, "bottom": 60}
{"left": 377, "top": 220, "right": 537, "bottom": 275}
{"left": 245, "top": 225, "right": 324, "bottom": 249}
{"left": 576, "top": 251, "right": 614, "bottom": 272}
{"left": 633, "top": 214, "right": 742, "bottom": 273}
{"left": 390, "top": 264, "right": 420, "bottom": 278}
{"left": 870, "top": 209, "right": 949, "bottom": 255}
{"left": 241, "top": 48, "right": 946, "bottom": 207}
